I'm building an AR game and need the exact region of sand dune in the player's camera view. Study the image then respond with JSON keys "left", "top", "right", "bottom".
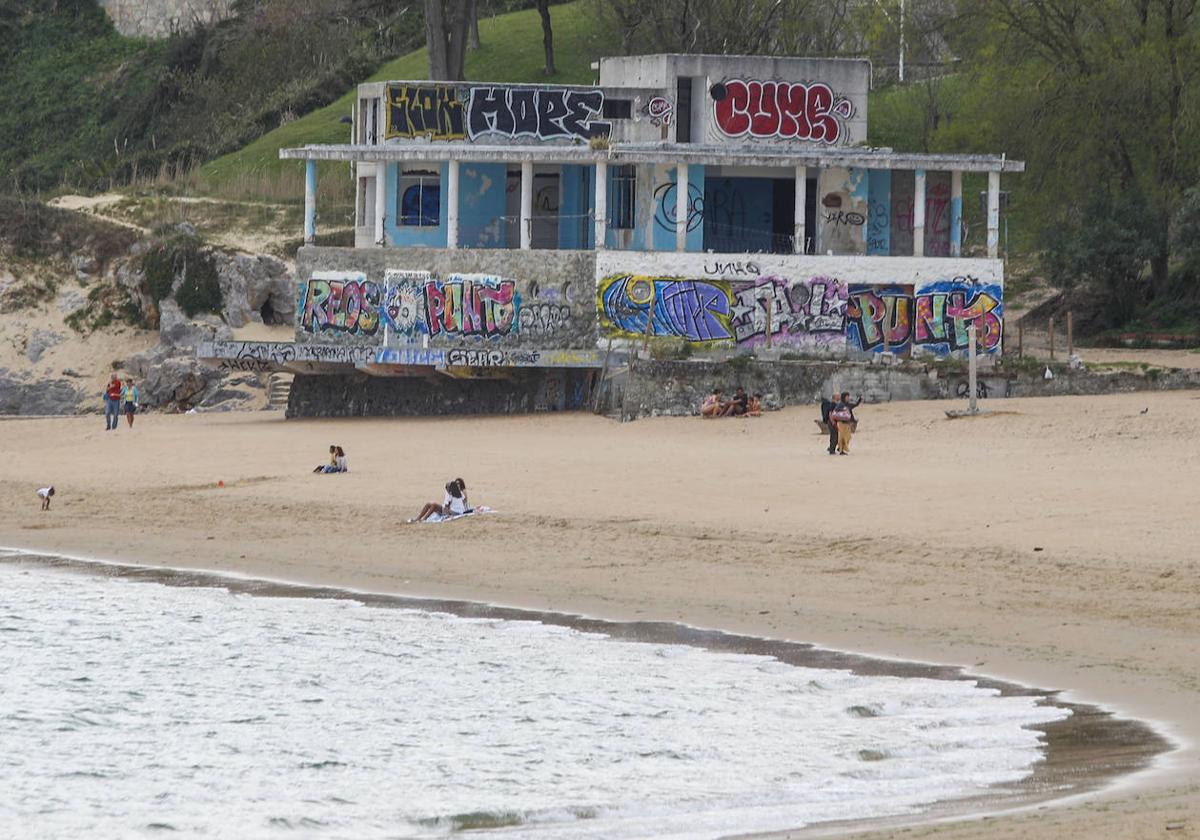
{"left": 2, "top": 392, "right": 1198, "bottom": 838}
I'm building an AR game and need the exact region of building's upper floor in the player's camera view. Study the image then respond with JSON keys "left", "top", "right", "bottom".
{"left": 282, "top": 54, "right": 1021, "bottom": 260}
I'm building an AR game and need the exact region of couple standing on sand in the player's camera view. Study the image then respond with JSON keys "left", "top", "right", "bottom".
{"left": 821, "top": 391, "right": 862, "bottom": 455}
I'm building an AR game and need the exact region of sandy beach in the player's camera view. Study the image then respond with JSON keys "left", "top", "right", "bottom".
{"left": 3, "top": 392, "right": 1198, "bottom": 838}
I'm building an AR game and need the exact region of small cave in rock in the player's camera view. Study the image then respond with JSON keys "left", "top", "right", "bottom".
{"left": 260, "top": 298, "right": 279, "bottom": 325}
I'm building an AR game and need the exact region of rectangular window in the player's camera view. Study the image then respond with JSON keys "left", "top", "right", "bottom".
{"left": 397, "top": 169, "right": 440, "bottom": 227}
{"left": 608, "top": 165, "right": 636, "bottom": 230}
{"left": 675, "top": 78, "right": 692, "bottom": 143}
{"left": 602, "top": 99, "right": 633, "bottom": 119}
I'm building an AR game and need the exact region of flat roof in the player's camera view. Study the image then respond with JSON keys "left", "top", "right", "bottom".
{"left": 279, "top": 143, "right": 1024, "bottom": 173}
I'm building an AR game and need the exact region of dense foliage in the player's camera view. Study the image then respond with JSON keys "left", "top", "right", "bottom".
{"left": 0, "top": 0, "right": 421, "bottom": 192}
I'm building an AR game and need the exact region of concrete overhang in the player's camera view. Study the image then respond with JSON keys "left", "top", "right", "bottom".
{"left": 280, "top": 143, "right": 1026, "bottom": 174}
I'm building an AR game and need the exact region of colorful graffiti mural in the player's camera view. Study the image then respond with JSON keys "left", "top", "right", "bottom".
{"left": 710, "top": 80, "right": 854, "bottom": 144}
{"left": 466, "top": 86, "right": 609, "bottom": 141}
{"left": 598, "top": 273, "right": 848, "bottom": 349}
{"left": 846, "top": 279, "right": 1003, "bottom": 355}
{"left": 599, "top": 275, "right": 732, "bottom": 342}
{"left": 424, "top": 276, "right": 519, "bottom": 338}
{"left": 385, "top": 84, "right": 465, "bottom": 140}
{"left": 299, "top": 273, "right": 383, "bottom": 337}
{"left": 729, "top": 276, "right": 847, "bottom": 348}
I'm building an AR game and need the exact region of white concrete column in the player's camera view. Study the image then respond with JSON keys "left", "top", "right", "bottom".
{"left": 793, "top": 165, "right": 807, "bottom": 253}
{"left": 374, "top": 161, "right": 387, "bottom": 246}
{"left": 913, "top": 169, "right": 926, "bottom": 258}
{"left": 303, "top": 159, "right": 317, "bottom": 245}
{"left": 675, "top": 163, "right": 689, "bottom": 252}
{"left": 950, "top": 170, "right": 963, "bottom": 257}
{"left": 520, "top": 160, "right": 533, "bottom": 250}
{"left": 987, "top": 171, "right": 1001, "bottom": 259}
{"left": 446, "top": 159, "right": 460, "bottom": 249}
{"left": 594, "top": 161, "right": 608, "bottom": 250}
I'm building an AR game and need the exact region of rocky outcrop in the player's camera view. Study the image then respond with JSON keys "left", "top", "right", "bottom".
{"left": 0, "top": 369, "right": 84, "bottom": 415}
{"left": 215, "top": 253, "right": 293, "bottom": 328}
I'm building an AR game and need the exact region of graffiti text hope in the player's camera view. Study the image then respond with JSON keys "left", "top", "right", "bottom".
{"left": 467, "top": 86, "right": 610, "bottom": 141}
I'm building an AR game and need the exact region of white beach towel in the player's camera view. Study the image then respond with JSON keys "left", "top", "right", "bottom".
{"left": 414, "top": 506, "right": 496, "bottom": 524}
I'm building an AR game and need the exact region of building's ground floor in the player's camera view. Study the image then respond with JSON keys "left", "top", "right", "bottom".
{"left": 199, "top": 248, "right": 1005, "bottom": 389}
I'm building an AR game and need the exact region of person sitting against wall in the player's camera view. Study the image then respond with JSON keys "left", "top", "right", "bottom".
{"left": 414, "top": 480, "right": 467, "bottom": 522}
{"left": 746, "top": 393, "right": 763, "bottom": 417}
{"left": 722, "top": 386, "right": 750, "bottom": 417}
{"left": 700, "top": 388, "right": 725, "bottom": 418}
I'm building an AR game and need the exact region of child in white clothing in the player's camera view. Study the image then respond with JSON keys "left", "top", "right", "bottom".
{"left": 37, "top": 486, "right": 55, "bottom": 511}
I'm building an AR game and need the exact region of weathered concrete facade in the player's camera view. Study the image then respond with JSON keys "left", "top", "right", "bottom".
{"left": 197, "top": 51, "right": 1030, "bottom": 416}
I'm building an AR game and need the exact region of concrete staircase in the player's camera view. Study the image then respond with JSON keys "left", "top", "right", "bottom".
{"left": 267, "top": 373, "right": 293, "bottom": 410}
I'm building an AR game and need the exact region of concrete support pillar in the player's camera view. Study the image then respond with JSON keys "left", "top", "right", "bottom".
{"left": 594, "top": 161, "right": 608, "bottom": 250}
{"left": 446, "top": 160, "right": 460, "bottom": 250}
{"left": 520, "top": 160, "right": 533, "bottom": 250}
{"left": 374, "top": 161, "right": 387, "bottom": 247}
{"left": 950, "top": 170, "right": 963, "bottom": 257}
{"left": 675, "top": 163, "right": 689, "bottom": 252}
{"left": 793, "top": 165, "right": 807, "bottom": 254}
{"left": 913, "top": 169, "right": 926, "bottom": 258}
{"left": 303, "top": 160, "right": 317, "bottom": 245}
{"left": 987, "top": 171, "right": 1001, "bottom": 259}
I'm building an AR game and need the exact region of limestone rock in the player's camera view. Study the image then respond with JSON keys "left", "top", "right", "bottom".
{"left": 0, "top": 368, "right": 83, "bottom": 415}
{"left": 26, "top": 330, "right": 64, "bottom": 363}
{"left": 215, "top": 252, "right": 293, "bottom": 328}
{"left": 158, "top": 298, "right": 231, "bottom": 349}
{"left": 125, "top": 345, "right": 224, "bottom": 410}
{"left": 57, "top": 288, "right": 87, "bottom": 314}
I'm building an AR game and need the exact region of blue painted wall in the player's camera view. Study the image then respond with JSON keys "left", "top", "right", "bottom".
{"left": 867, "top": 170, "right": 891, "bottom": 256}
{"left": 604, "top": 164, "right": 646, "bottom": 251}
{"left": 703, "top": 176, "right": 773, "bottom": 253}
{"left": 649, "top": 166, "right": 705, "bottom": 252}
{"left": 385, "top": 162, "right": 449, "bottom": 248}
{"left": 458, "top": 162, "right": 508, "bottom": 248}
{"left": 558, "top": 165, "right": 592, "bottom": 250}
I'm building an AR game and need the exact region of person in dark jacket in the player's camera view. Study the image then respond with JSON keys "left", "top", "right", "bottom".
{"left": 820, "top": 393, "right": 840, "bottom": 454}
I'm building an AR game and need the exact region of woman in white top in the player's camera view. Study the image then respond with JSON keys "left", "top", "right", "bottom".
{"left": 415, "top": 481, "right": 465, "bottom": 521}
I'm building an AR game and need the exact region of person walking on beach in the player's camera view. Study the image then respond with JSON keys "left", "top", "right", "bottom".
{"left": 121, "top": 378, "right": 139, "bottom": 428}
{"left": 37, "top": 486, "right": 54, "bottom": 511}
{"left": 820, "top": 392, "right": 839, "bottom": 454}
{"left": 104, "top": 374, "right": 122, "bottom": 431}
{"left": 832, "top": 391, "right": 863, "bottom": 455}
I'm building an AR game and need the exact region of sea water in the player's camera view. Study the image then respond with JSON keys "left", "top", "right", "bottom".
{"left": 0, "top": 559, "right": 1069, "bottom": 839}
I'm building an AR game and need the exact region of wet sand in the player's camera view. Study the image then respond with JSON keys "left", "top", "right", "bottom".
{"left": 2, "top": 392, "right": 1198, "bottom": 838}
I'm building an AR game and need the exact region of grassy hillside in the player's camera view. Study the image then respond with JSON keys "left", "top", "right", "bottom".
{"left": 200, "top": 0, "right": 609, "bottom": 189}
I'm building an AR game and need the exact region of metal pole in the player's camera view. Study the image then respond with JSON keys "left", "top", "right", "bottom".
{"left": 968, "top": 322, "right": 978, "bottom": 415}
{"left": 899, "top": 0, "right": 906, "bottom": 82}
{"left": 1049, "top": 317, "right": 1055, "bottom": 360}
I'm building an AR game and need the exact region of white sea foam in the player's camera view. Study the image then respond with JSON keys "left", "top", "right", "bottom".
{"left": 0, "top": 562, "right": 1068, "bottom": 839}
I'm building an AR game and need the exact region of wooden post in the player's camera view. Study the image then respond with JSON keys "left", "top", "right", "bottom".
{"left": 642, "top": 305, "right": 654, "bottom": 353}
{"left": 1018, "top": 321, "right": 1023, "bottom": 359}
{"left": 764, "top": 297, "right": 773, "bottom": 350}
{"left": 1049, "top": 317, "right": 1055, "bottom": 360}
{"left": 1067, "top": 311, "right": 1074, "bottom": 357}
{"left": 968, "top": 323, "right": 978, "bottom": 415}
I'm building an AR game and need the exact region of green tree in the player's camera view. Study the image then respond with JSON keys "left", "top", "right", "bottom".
{"left": 948, "top": 0, "right": 1200, "bottom": 300}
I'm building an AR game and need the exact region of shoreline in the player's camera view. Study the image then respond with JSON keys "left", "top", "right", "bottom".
{"left": 1, "top": 546, "right": 1175, "bottom": 838}
{"left": 3, "top": 395, "right": 1199, "bottom": 838}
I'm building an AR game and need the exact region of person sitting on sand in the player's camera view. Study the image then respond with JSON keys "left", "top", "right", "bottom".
{"left": 37, "top": 485, "right": 55, "bottom": 511}
{"left": 701, "top": 388, "right": 724, "bottom": 418}
{"left": 745, "top": 393, "right": 763, "bottom": 416}
{"left": 723, "top": 386, "right": 750, "bottom": 417}
{"left": 453, "top": 478, "right": 471, "bottom": 513}
{"left": 314, "top": 445, "right": 348, "bottom": 474}
{"left": 415, "top": 481, "right": 466, "bottom": 522}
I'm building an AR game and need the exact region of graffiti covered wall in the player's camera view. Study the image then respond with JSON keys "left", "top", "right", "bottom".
{"left": 295, "top": 248, "right": 598, "bottom": 351}
{"left": 595, "top": 252, "right": 1003, "bottom": 358}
